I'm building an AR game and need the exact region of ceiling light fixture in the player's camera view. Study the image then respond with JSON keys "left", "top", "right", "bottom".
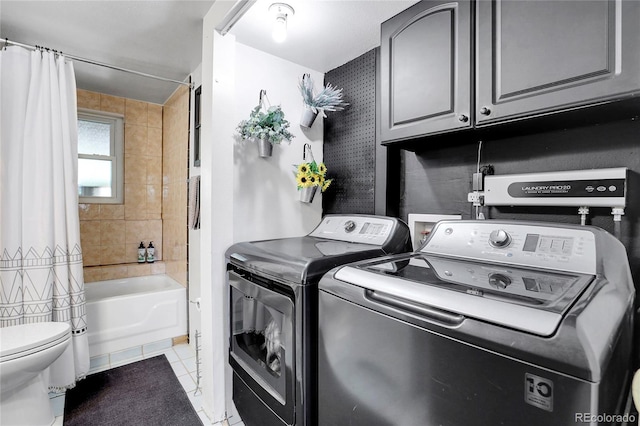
{"left": 269, "top": 3, "right": 294, "bottom": 43}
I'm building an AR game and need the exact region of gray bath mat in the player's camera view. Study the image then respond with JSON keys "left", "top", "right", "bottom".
{"left": 64, "top": 355, "right": 202, "bottom": 426}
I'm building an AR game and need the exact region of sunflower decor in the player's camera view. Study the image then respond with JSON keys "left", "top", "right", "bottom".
{"left": 293, "top": 160, "right": 333, "bottom": 203}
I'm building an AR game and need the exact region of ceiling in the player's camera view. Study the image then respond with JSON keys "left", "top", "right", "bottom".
{"left": 0, "top": 0, "right": 416, "bottom": 105}
{"left": 229, "top": 0, "right": 417, "bottom": 73}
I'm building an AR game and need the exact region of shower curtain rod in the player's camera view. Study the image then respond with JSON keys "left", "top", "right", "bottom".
{"left": 1, "top": 38, "right": 193, "bottom": 89}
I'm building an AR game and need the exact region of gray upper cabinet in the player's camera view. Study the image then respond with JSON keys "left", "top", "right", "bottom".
{"left": 476, "top": 0, "right": 640, "bottom": 124}
{"left": 380, "top": 0, "right": 472, "bottom": 143}
{"left": 381, "top": 0, "right": 640, "bottom": 144}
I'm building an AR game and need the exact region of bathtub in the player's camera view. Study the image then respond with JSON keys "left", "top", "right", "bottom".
{"left": 85, "top": 274, "right": 187, "bottom": 357}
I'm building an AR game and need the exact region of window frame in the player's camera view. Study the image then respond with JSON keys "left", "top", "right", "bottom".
{"left": 77, "top": 108, "right": 124, "bottom": 204}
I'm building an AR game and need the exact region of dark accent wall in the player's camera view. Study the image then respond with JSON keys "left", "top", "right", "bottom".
{"left": 323, "top": 50, "right": 377, "bottom": 214}
{"left": 323, "top": 49, "right": 640, "bottom": 294}
{"left": 396, "top": 117, "right": 640, "bottom": 284}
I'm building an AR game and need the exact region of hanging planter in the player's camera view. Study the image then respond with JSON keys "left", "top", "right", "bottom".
{"left": 299, "top": 186, "right": 317, "bottom": 203}
{"left": 293, "top": 144, "right": 333, "bottom": 204}
{"left": 298, "top": 74, "right": 348, "bottom": 128}
{"left": 300, "top": 107, "right": 318, "bottom": 128}
{"left": 236, "top": 90, "right": 294, "bottom": 158}
{"left": 257, "top": 137, "right": 273, "bottom": 158}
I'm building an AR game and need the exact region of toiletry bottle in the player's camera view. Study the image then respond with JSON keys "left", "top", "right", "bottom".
{"left": 138, "top": 242, "right": 146, "bottom": 263}
{"left": 147, "top": 241, "right": 155, "bottom": 263}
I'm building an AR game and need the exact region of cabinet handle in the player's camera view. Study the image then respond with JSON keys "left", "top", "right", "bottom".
{"left": 480, "top": 106, "right": 491, "bottom": 116}
{"left": 458, "top": 114, "right": 469, "bottom": 122}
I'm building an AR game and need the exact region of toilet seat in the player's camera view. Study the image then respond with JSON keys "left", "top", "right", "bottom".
{"left": 0, "top": 322, "right": 71, "bottom": 362}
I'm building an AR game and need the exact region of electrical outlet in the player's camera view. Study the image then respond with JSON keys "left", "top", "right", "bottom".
{"left": 467, "top": 192, "right": 483, "bottom": 204}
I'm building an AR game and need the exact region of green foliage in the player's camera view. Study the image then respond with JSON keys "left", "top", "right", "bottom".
{"left": 298, "top": 74, "right": 348, "bottom": 117}
{"left": 236, "top": 105, "right": 295, "bottom": 144}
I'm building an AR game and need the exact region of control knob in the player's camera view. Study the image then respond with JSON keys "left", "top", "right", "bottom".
{"left": 488, "top": 273, "right": 511, "bottom": 290}
{"left": 344, "top": 220, "right": 357, "bottom": 233}
{"left": 489, "top": 229, "right": 511, "bottom": 248}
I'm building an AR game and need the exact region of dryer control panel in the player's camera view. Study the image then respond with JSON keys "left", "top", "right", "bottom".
{"left": 309, "top": 215, "right": 396, "bottom": 246}
{"left": 422, "top": 221, "right": 597, "bottom": 274}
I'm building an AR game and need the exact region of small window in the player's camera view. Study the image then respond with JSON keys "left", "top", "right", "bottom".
{"left": 77, "top": 109, "right": 124, "bottom": 204}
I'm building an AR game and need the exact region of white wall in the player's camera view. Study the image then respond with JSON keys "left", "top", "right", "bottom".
{"left": 188, "top": 63, "right": 202, "bottom": 349}
{"left": 201, "top": 4, "right": 237, "bottom": 423}
{"left": 233, "top": 43, "right": 324, "bottom": 242}
{"left": 200, "top": 7, "right": 325, "bottom": 423}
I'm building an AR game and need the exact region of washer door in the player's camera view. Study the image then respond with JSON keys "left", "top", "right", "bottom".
{"left": 333, "top": 254, "right": 593, "bottom": 336}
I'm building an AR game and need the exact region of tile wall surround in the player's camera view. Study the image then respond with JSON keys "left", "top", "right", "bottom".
{"left": 77, "top": 89, "right": 165, "bottom": 283}
{"left": 162, "top": 86, "right": 189, "bottom": 286}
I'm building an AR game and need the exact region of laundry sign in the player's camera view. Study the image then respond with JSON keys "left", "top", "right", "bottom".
{"left": 483, "top": 168, "right": 628, "bottom": 207}
{"left": 507, "top": 179, "right": 625, "bottom": 198}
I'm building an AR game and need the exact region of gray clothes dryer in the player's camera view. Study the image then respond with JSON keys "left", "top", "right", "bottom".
{"left": 226, "top": 214, "right": 412, "bottom": 426}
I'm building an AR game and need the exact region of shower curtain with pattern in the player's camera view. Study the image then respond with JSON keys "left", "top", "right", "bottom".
{"left": 0, "top": 46, "right": 89, "bottom": 390}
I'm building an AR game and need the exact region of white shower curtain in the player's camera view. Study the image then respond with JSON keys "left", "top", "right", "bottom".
{"left": 0, "top": 46, "right": 89, "bottom": 390}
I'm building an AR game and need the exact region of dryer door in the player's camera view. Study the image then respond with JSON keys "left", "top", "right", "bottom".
{"left": 229, "top": 269, "right": 295, "bottom": 423}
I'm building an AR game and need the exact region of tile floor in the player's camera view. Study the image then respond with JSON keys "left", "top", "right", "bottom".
{"left": 50, "top": 342, "right": 244, "bottom": 426}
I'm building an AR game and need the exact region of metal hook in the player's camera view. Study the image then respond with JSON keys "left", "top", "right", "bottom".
{"left": 259, "top": 89, "right": 266, "bottom": 104}
{"left": 303, "top": 143, "right": 312, "bottom": 161}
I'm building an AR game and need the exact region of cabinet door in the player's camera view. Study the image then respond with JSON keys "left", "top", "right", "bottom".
{"left": 476, "top": 0, "right": 640, "bottom": 124}
{"left": 380, "top": 0, "right": 471, "bottom": 143}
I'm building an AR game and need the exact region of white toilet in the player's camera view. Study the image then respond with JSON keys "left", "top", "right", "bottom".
{"left": 0, "top": 322, "right": 71, "bottom": 426}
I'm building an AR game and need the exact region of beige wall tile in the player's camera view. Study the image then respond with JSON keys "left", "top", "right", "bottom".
{"left": 83, "top": 245, "right": 102, "bottom": 267}
{"left": 148, "top": 104, "right": 163, "bottom": 129}
{"left": 150, "top": 261, "right": 166, "bottom": 275}
{"left": 124, "top": 184, "right": 147, "bottom": 220}
{"left": 124, "top": 124, "right": 148, "bottom": 156}
{"left": 77, "top": 90, "right": 100, "bottom": 110}
{"left": 83, "top": 267, "right": 104, "bottom": 283}
{"left": 126, "top": 244, "right": 142, "bottom": 264}
{"left": 80, "top": 221, "right": 101, "bottom": 247}
{"left": 166, "top": 260, "right": 187, "bottom": 286}
{"left": 98, "top": 204, "right": 125, "bottom": 220}
{"left": 79, "top": 204, "right": 100, "bottom": 221}
{"left": 148, "top": 127, "right": 163, "bottom": 155}
{"left": 128, "top": 263, "right": 151, "bottom": 277}
{"left": 101, "top": 220, "right": 125, "bottom": 245}
{"left": 125, "top": 99, "right": 148, "bottom": 126}
{"left": 147, "top": 185, "right": 162, "bottom": 215}
{"left": 100, "top": 94, "right": 125, "bottom": 115}
{"left": 76, "top": 89, "right": 172, "bottom": 281}
{"left": 124, "top": 154, "right": 147, "bottom": 185}
{"left": 101, "top": 265, "right": 129, "bottom": 281}
{"left": 148, "top": 220, "right": 163, "bottom": 238}
{"left": 161, "top": 76, "right": 188, "bottom": 274}
{"left": 147, "top": 156, "right": 162, "bottom": 186}
{"left": 125, "top": 220, "right": 148, "bottom": 244}
{"left": 101, "top": 244, "right": 126, "bottom": 265}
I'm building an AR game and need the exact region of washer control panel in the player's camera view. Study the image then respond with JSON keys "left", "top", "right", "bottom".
{"left": 422, "top": 221, "right": 597, "bottom": 274}
{"left": 310, "top": 215, "right": 395, "bottom": 245}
